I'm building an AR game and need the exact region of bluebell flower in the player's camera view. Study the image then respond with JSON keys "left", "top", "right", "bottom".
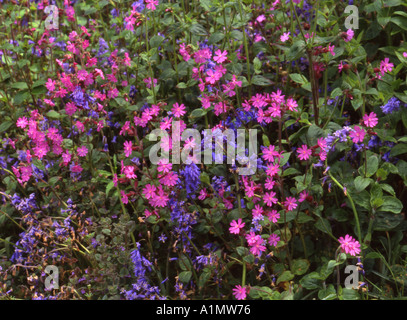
{"left": 381, "top": 97, "right": 401, "bottom": 114}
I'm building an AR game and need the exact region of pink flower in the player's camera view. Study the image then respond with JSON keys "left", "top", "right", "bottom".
{"left": 262, "top": 145, "right": 280, "bottom": 163}
{"left": 143, "top": 184, "right": 157, "bottom": 199}
{"left": 145, "top": 0, "right": 159, "bottom": 11}
{"left": 298, "top": 191, "right": 309, "bottom": 203}
{"left": 16, "top": 117, "right": 28, "bottom": 129}
{"left": 232, "top": 285, "right": 247, "bottom": 300}
{"left": 286, "top": 98, "right": 298, "bottom": 112}
{"left": 149, "top": 186, "right": 169, "bottom": 207}
{"left": 123, "top": 166, "right": 137, "bottom": 179}
{"left": 250, "top": 238, "right": 266, "bottom": 256}
{"left": 297, "top": 145, "right": 312, "bottom": 161}
{"left": 77, "top": 145, "right": 88, "bottom": 157}
{"left": 338, "top": 234, "right": 361, "bottom": 256}
{"left": 264, "top": 191, "right": 278, "bottom": 207}
{"left": 45, "top": 78, "right": 55, "bottom": 92}
{"left": 280, "top": 32, "right": 290, "bottom": 42}
{"left": 244, "top": 181, "right": 256, "bottom": 198}
{"left": 252, "top": 204, "right": 264, "bottom": 217}
{"left": 265, "top": 163, "right": 279, "bottom": 177}
{"left": 198, "top": 188, "right": 208, "bottom": 200}
{"left": 267, "top": 210, "right": 280, "bottom": 224}
{"left": 264, "top": 177, "right": 275, "bottom": 190}
{"left": 159, "top": 171, "right": 178, "bottom": 186}
{"left": 349, "top": 126, "right": 365, "bottom": 144}
{"left": 121, "top": 190, "right": 129, "bottom": 204}
{"left": 268, "top": 233, "right": 280, "bottom": 247}
{"left": 65, "top": 102, "right": 77, "bottom": 116}
{"left": 328, "top": 43, "right": 335, "bottom": 56}
{"left": 284, "top": 196, "right": 297, "bottom": 211}
{"left": 61, "top": 151, "right": 71, "bottom": 165}
{"left": 213, "top": 49, "right": 228, "bottom": 64}
{"left": 171, "top": 102, "right": 186, "bottom": 118}
{"left": 77, "top": 69, "right": 88, "bottom": 81}
{"left": 205, "top": 69, "right": 221, "bottom": 84}
{"left": 157, "top": 158, "right": 172, "bottom": 173}
{"left": 380, "top": 57, "right": 394, "bottom": 75}
{"left": 229, "top": 218, "right": 245, "bottom": 234}
{"left": 404, "top": 52, "right": 407, "bottom": 58}
{"left": 124, "top": 141, "right": 133, "bottom": 157}
{"left": 363, "top": 112, "right": 378, "bottom": 128}
{"left": 344, "top": 29, "right": 354, "bottom": 42}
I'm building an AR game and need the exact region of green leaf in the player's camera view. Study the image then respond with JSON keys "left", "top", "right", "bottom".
{"left": 251, "top": 75, "right": 272, "bottom": 86}
{"left": 190, "top": 23, "right": 208, "bottom": 36}
{"left": 341, "top": 288, "right": 360, "bottom": 300}
{"left": 178, "top": 271, "right": 192, "bottom": 284}
{"left": 289, "top": 73, "right": 308, "bottom": 85}
{"left": 365, "top": 155, "right": 379, "bottom": 178}
{"left": 208, "top": 32, "right": 225, "bottom": 45}
{"left": 391, "top": 16, "right": 407, "bottom": 31}
{"left": 374, "top": 211, "right": 404, "bottom": 231}
{"left": 300, "top": 272, "right": 323, "bottom": 290}
{"left": 291, "top": 259, "right": 310, "bottom": 276}
{"left": 390, "top": 143, "right": 407, "bottom": 157}
{"left": 106, "top": 181, "right": 115, "bottom": 197}
{"left": 315, "top": 218, "right": 332, "bottom": 235}
{"left": 277, "top": 270, "right": 294, "bottom": 284}
{"left": 377, "top": 196, "right": 403, "bottom": 214}
{"left": 190, "top": 108, "right": 206, "bottom": 118}
{"left": 354, "top": 176, "right": 372, "bottom": 192}
{"left": 45, "top": 110, "right": 61, "bottom": 119}
{"left": 236, "top": 246, "right": 248, "bottom": 256}
{"left": 0, "top": 121, "right": 12, "bottom": 133}
{"left": 11, "top": 82, "right": 29, "bottom": 90}
{"left": 150, "top": 35, "right": 164, "bottom": 48}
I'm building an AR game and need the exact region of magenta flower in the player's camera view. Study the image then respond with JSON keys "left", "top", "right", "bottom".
{"left": 297, "top": 145, "right": 312, "bottom": 161}
{"left": 252, "top": 204, "right": 264, "bottom": 217}
{"left": 264, "top": 191, "right": 278, "bottom": 207}
{"left": 349, "top": 126, "right": 366, "bottom": 143}
{"left": 344, "top": 29, "right": 354, "bottom": 42}
{"left": 213, "top": 49, "right": 228, "bottom": 64}
{"left": 124, "top": 140, "right": 133, "bottom": 157}
{"left": 143, "top": 184, "right": 157, "bottom": 199}
{"left": 266, "top": 210, "right": 280, "bottom": 224}
{"left": 280, "top": 32, "right": 290, "bottom": 42}
{"left": 262, "top": 145, "right": 280, "bottom": 163}
{"left": 229, "top": 218, "right": 245, "bottom": 234}
{"left": 16, "top": 117, "right": 28, "bottom": 129}
{"left": 250, "top": 238, "right": 266, "bottom": 256}
{"left": 149, "top": 186, "right": 169, "bottom": 207}
{"left": 284, "top": 196, "right": 298, "bottom": 211}
{"left": 268, "top": 233, "right": 280, "bottom": 247}
{"left": 298, "top": 191, "right": 309, "bottom": 203}
{"left": 363, "top": 112, "right": 378, "bottom": 128}
{"left": 77, "top": 145, "right": 88, "bottom": 157}
{"left": 65, "top": 102, "right": 77, "bottom": 116}
{"left": 232, "top": 285, "right": 247, "bottom": 300}
{"left": 159, "top": 171, "right": 178, "bottom": 187}
{"left": 145, "top": 0, "right": 159, "bottom": 11}
{"left": 171, "top": 102, "right": 186, "bottom": 118}
{"left": 328, "top": 43, "right": 335, "bottom": 56}
{"left": 380, "top": 57, "right": 394, "bottom": 75}
{"left": 157, "top": 158, "right": 172, "bottom": 173}
{"left": 198, "top": 188, "right": 208, "bottom": 200}
{"left": 121, "top": 190, "right": 129, "bottom": 204}
{"left": 123, "top": 166, "right": 137, "bottom": 179}
{"left": 338, "top": 234, "right": 361, "bottom": 256}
